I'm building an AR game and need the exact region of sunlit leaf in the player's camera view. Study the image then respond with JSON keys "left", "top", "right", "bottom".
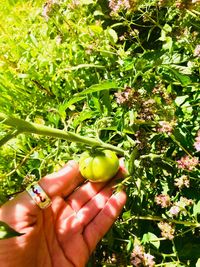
{"left": 80, "top": 81, "right": 117, "bottom": 95}
{"left": 142, "top": 232, "right": 160, "bottom": 249}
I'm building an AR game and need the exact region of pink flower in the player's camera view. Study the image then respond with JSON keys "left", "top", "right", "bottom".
{"left": 157, "top": 121, "right": 174, "bottom": 135}
{"left": 158, "top": 221, "right": 175, "bottom": 240}
{"left": 109, "top": 0, "right": 131, "bottom": 15}
{"left": 194, "top": 130, "right": 200, "bottom": 152}
{"left": 169, "top": 197, "right": 193, "bottom": 217}
{"left": 177, "top": 155, "right": 199, "bottom": 171}
{"left": 155, "top": 194, "right": 171, "bottom": 208}
{"left": 169, "top": 205, "right": 180, "bottom": 217}
{"left": 194, "top": 45, "right": 200, "bottom": 57}
{"left": 131, "top": 245, "right": 155, "bottom": 267}
{"left": 174, "top": 175, "right": 190, "bottom": 189}
{"left": 144, "top": 253, "right": 156, "bottom": 267}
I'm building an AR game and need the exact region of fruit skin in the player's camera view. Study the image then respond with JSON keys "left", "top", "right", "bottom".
{"left": 79, "top": 150, "right": 119, "bottom": 182}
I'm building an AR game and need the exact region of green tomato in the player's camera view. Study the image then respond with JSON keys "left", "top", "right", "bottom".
{"left": 79, "top": 149, "right": 119, "bottom": 182}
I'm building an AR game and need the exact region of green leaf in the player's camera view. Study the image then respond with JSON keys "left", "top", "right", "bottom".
{"left": 163, "top": 24, "right": 172, "bottom": 33}
{"left": 170, "top": 68, "right": 191, "bottom": 86}
{"left": 79, "top": 0, "right": 94, "bottom": 4}
{"left": 0, "top": 221, "right": 24, "bottom": 240}
{"left": 89, "top": 25, "right": 103, "bottom": 34}
{"left": 142, "top": 232, "right": 160, "bottom": 249}
{"left": 175, "top": 95, "right": 189, "bottom": 106}
{"left": 193, "top": 201, "right": 200, "bottom": 217}
{"left": 80, "top": 81, "right": 117, "bottom": 95}
{"left": 107, "top": 28, "right": 118, "bottom": 43}
{"left": 101, "top": 90, "right": 112, "bottom": 115}
{"left": 122, "top": 210, "right": 132, "bottom": 220}
{"left": 128, "top": 147, "right": 139, "bottom": 175}
{"left": 163, "top": 36, "right": 172, "bottom": 51}
{"left": 72, "top": 110, "right": 97, "bottom": 128}
{"left": 62, "top": 96, "right": 86, "bottom": 110}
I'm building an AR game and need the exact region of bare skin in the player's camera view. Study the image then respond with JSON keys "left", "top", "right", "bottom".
{"left": 0, "top": 160, "right": 127, "bottom": 267}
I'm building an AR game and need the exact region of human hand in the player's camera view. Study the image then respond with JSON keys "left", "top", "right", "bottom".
{"left": 0, "top": 160, "right": 127, "bottom": 267}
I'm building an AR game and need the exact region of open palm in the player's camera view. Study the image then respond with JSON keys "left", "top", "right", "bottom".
{"left": 0, "top": 161, "right": 126, "bottom": 267}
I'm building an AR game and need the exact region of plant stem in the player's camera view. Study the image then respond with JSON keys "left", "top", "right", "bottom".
{"left": 0, "top": 113, "right": 125, "bottom": 155}
{"left": 123, "top": 215, "right": 200, "bottom": 228}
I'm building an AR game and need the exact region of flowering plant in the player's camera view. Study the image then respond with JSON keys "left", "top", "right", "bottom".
{"left": 0, "top": 0, "right": 200, "bottom": 265}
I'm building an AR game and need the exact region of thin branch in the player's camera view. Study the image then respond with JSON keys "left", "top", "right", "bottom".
{"left": 0, "top": 113, "right": 125, "bottom": 155}
{"left": 123, "top": 215, "right": 200, "bottom": 228}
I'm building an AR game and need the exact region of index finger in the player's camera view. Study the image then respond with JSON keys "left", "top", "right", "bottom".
{"left": 14, "top": 160, "right": 84, "bottom": 210}
{"left": 39, "top": 160, "right": 84, "bottom": 198}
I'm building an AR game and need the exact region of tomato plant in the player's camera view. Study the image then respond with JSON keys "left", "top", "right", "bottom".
{"left": 0, "top": 0, "right": 200, "bottom": 265}
{"left": 79, "top": 150, "right": 119, "bottom": 182}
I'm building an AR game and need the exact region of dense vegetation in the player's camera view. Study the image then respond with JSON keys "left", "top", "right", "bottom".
{"left": 0, "top": 0, "right": 200, "bottom": 266}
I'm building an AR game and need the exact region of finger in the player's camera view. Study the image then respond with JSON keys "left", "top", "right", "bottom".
{"left": 1, "top": 161, "right": 84, "bottom": 218}
{"left": 83, "top": 190, "right": 127, "bottom": 253}
{"left": 67, "top": 162, "right": 127, "bottom": 212}
{"left": 39, "top": 160, "right": 84, "bottom": 198}
{"left": 74, "top": 182, "right": 115, "bottom": 225}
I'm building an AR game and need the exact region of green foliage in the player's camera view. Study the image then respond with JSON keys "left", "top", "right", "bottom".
{"left": 0, "top": 0, "right": 200, "bottom": 265}
{"left": 0, "top": 221, "right": 23, "bottom": 239}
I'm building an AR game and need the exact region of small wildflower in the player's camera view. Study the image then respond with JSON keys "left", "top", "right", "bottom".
{"left": 177, "top": 155, "right": 199, "bottom": 171}
{"left": 138, "top": 98, "right": 156, "bottom": 121}
{"left": 119, "top": 35, "right": 125, "bottom": 41}
{"left": 115, "top": 87, "right": 138, "bottom": 107}
{"left": 130, "top": 245, "right": 144, "bottom": 266}
{"left": 169, "top": 197, "right": 193, "bottom": 217}
{"left": 42, "top": 0, "right": 59, "bottom": 21}
{"left": 109, "top": 0, "right": 131, "bottom": 16}
{"left": 194, "top": 45, "right": 200, "bottom": 57}
{"left": 55, "top": 35, "right": 62, "bottom": 45}
{"left": 157, "top": 121, "right": 174, "bottom": 135}
{"left": 155, "top": 194, "right": 171, "bottom": 208}
{"left": 194, "top": 130, "right": 200, "bottom": 152}
{"left": 130, "top": 245, "right": 155, "bottom": 267}
{"left": 174, "top": 175, "right": 190, "bottom": 189}
{"left": 169, "top": 205, "right": 180, "bottom": 217}
{"left": 178, "top": 196, "right": 193, "bottom": 207}
{"left": 144, "top": 253, "right": 156, "bottom": 267}
{"left": 158, "top": 221, "right": 175, "bottom": 240}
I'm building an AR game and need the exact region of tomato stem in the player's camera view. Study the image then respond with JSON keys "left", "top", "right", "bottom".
{"left": 0, "top": 112, "right": 125, "bottom": 155}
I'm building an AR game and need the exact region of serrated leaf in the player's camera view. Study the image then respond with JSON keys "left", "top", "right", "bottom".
{"left": 0, "top": 221, "right": 24, "bottom": 240}
{"left": 170, "top": 68, "right": 191, "bottom": 86}
{"left": 62, "top": 96, "right": 86, "bottom": 110}
{"left": 171, "top": 64, "right": 192, "bottom": 75}
{"left": 73, "top": 110, "right": 97, "bottom": 128}
{"left": 80, "top": 81, "right": 117, "bottom": 95}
